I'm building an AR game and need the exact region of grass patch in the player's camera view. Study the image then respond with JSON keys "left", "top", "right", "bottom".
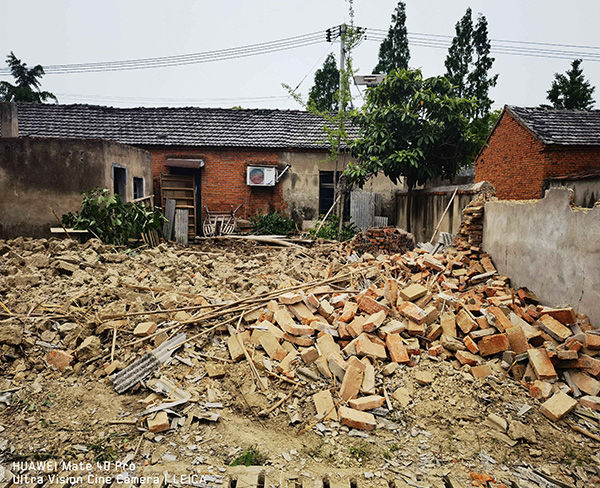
{"left": 229, "top": 446, "right": 267, "bottom": 466}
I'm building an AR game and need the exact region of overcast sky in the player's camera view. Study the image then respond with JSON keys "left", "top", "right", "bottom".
{"left": 1, "top": 0, "right": 599, "bottom": 110}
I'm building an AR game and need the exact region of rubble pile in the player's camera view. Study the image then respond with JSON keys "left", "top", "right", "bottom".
{"left": 0, "top": 231, "right": 599, "bottom": 487}
{"left": 346, "top": 226, "right": 415, "bottom": 256}
{"left": 226, "top": 245, "right": 600, "bottom": 433}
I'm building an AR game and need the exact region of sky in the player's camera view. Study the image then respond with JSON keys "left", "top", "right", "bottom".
{"left": 1, "top": 0, "right": 599, "bottom": 110}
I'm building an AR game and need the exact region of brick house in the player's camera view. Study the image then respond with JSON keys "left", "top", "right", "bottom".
{"left": 475, "top": 105, "right": 600, "bottom": 200}
{"left": 12, "top": 103, "right": 400, "bottom": 235}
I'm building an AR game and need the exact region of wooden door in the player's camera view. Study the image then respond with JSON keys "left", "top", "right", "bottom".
{"left": 160, "top": 174, "right": 196, "bottom": 238}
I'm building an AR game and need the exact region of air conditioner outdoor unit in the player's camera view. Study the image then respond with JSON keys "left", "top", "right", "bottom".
{"left": 246, "top": 166, "right": 277, "bottom": 187}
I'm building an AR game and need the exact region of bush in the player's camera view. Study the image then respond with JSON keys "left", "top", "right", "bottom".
{"left": 62, "top": 188, "right": 166, "bottom": 245}
{"left": 250, "top": 211, "right": 296, "bottom": 235}
{"left": 309, "top": 214, "right": 358, "bottom": 242}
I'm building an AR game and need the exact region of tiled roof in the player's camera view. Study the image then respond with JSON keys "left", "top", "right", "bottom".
{"left": 507, "top": 105, "right": 600, "bottom": 146}
{"left": 15, "top": 103, "right": 359, "bottom": 149}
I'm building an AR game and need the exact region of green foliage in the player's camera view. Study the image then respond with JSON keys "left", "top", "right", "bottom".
{"left": 62, "top": 188, "right": 166, "bottom": 245}
{"left": 546, "top": 59, "right": 595, "bottom": 110}
{"left": 308, "top": 53, "right": 340, "bottom": 112}
{"left": 0, "top": 52, "right": 57, "bottom": 103}
{"left": 444, "top": 9, "right": 498, "bottom": 120}
{"left": 309, "top": 214, "right": 357, "bottom": 242}
{"left": 346, "top": 68, "right": 478, "bottom": 190}
{"left": 249, "top": 211, "right": 296, "bottom": 235}
{"left": 229, "top": 446, "right": 267, "bottom": 466}
{"left": 349, "top": 442, "right": 371, "bottom": 460}
{"left": 373, "top": 1, "right": 410, "bottom": 74}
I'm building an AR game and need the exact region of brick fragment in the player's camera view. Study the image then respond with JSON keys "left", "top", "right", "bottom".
{"left": 538, "top": 314, "right": 573, "bottom": 342}
{"left": 338, "top": 406, "right": 376, "bottom": 431}
{"left": 346, "top": 355, "right": 366, "bottom": 372}
{"left": 527, "top": 348, "right": 558, "bottom": 380}
{"left": 259, "top": 332, "right": 288, "bottom": 361}
{"left": 505, "top": 326, "right": 529, "bottom": 354}
{"left": 386, "top": 333, "right": 409, "bottom": 363}
{"left": 407, "top": 320, "right": 425, "bottom": 336}
{"left": 349, "top": 395, "right": 385, "bottom": 411}
{"left": 340, "top": 301, "right": 358, "bottom": 322}
{"left": 339, "top": 365, "right": 364, "bottom": 401}
{"left": 227, "top": 334, "right": 246, "bottom": 362}
{"left": 313, "top": 390, "right": 337, "bottom": 420}
{"left": 540, "top": 391, "right": 577, "bottom": 422}
{"left": 148, "top": 411, "right": 170, "bottom": 433}
{"left": 46, "top": 350, "right": 74, "bottom": 371}
{"left": 487, "top": 306, "right": 513, "bottom": 332}
{"left": 471, "top": 364, "right": 492, "bottom": 378}
{"left": 288, "top": 302, "right": 317, "bottom": 324}
{"left": 398, "top": 302, "right": 427, "bottom": 325}
{"left": 362, "top": 310, "right": 387, "bottom": 332}
{"left": 585, "top": 333, "right": 600, "bottom": 350}
{"left": 427, "top": 323, "right": 443, "bottom": 341}
{"left": 540, "top": 306, "right": 576, "bottom": 325}
{"left": 133, "top": 321, "right": 157, "bottom": 337}
{"left": 360, "top": 357, "right": 375, "bottom": 394}
{"left": 463, "top": 335, "right": 479, "bottom": 354}
{"left": 571, "top": 371, "right": 600, "bottom": 396}
{"left": 399, "top": 283, "right": 427, "bottom": 302}
{"left": 456, "top": 309, "right": 477, "bottom": 334}
{"left": 441, "top": 312, "right": 456, "bottom": 337}
{"left": 283, "top": 333, "right": 314, "bottom": 347}
{"left": 355, "top": 333, "right": 387, "bottom": 359}
{"left": 357, "top": 295, "right": 390, "bottom": 315}
{"left": 456, "top": 350, "right": 481, "bottom": 366}
{"left": 278, "top": 292, "right": 304, "bottom": 305}
{"left": 479, "top": 333, "right": 510, "bottom": 357}
{"left": 300, "top": 346, "right": 320, "bottom": 365}
{"left": 579, "top": 395, "right": 600, "bottom": 411}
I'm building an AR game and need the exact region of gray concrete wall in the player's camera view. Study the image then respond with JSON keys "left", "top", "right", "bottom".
{"left": 483, "top": 188, "right": 600, "bottom": 327}
{"left": 0, "top": 137, "right": 152, "bottom": 238}
{"left": 280, "top": 150, "right": 401, "bottom": 224}
{"left": 546, "top": 178, "right": 600, "bottom": 208}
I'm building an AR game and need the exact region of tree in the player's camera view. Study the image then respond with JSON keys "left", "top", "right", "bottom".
{"left": 0, "top": 52, "right": 57, "bottom": 103}
{"left": 307, "top": 53, "right": 340, "bottom": 112}
{"left": 373, "top": 1, "right": 410, "bottom": 74}
{"left": 546, "top": 59, "right": 595, "bottom": 110}
{"left": 346, "top": 69, "right": 478, "bottom": 231}
{"left": 445, "top": 10, "right": 497, "bottom": 118}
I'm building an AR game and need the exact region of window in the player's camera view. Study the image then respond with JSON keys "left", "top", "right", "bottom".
{"left": 133, "top": 177, "right": 144, "bottom": 200}
{"left": 113, "top": 166, "right": 127, "bottom": 200}
{"left": 319, "top": 171, "right": 335, "bottom": 216}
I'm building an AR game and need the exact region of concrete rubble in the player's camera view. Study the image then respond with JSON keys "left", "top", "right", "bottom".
{"left": 0, "top": 205, "right": 599, "bottom": 487}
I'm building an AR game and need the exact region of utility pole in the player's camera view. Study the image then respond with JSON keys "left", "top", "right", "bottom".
{"left": 335, "top": 24, "right": 347, "bottom": 238}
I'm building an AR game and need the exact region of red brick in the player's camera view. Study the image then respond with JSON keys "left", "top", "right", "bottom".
{"left": 478, "top": 333, "right": 510, "bottom": 357}
{"left": 355, "top": 333, "right": 387, "bottom": 359}
{"left": 505, "top": 326, "right": 529, "bottom": 354}
{"left": 349, "top": 395, "right": 385, "bottom": 411}
{"left": 46, "top": 350, "right": 74, "bottom": 371}
{"left": 385, "top": 333, "right": 410, "bottom": 363}
{"left": 528, "top": 348, "right": 558, "bottom": 380}
{"left": 540, "top": 391, "right": 577, "bottom": 422}
{"left": 339, "top": 365, "right": 364, "bottom": 401}
{"left": 338, "top": 406, "right": 376, "bottom": 431}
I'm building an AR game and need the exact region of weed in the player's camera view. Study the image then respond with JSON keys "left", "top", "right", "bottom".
{"left": 229, "top": 446, "right": 267, "bottom": 467}
{"left": 349, "top": 441, "right": 371, "bottom": 461}
{"left": 308, "top": 214, "right": 358, "bottom": 242}
{"left": 250, "top": 211, "right": 296, "bottom": 235}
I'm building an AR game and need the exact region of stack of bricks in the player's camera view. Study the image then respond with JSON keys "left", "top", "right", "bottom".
{"left": 454, "top": 194, "right": 492, "bottom": 250}
{"left": 346, "top": 226, "right": 416, "bottom": 256}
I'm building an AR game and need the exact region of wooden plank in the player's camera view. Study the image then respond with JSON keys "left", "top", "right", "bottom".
{"left": 174, "top": 208, "right": 189, "bottom": 246}
{"left": 163, "top": 198, "right": 176, "bottom": 240}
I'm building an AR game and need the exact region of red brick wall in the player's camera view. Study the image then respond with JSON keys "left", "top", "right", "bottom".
{"left": 148, "top": 146, "right": 285, "bottom": 220}
{"left": 475, "top": 110, "right": 600, "bottom": 199}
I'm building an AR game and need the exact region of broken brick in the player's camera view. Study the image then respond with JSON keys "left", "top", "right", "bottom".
{"left": 527, "top": 348, "right": 558, "bottom": 380}
{"left": 46, "top": 350, "right": 73, "bottom": 371}
{"left": 349, "top": 395, "right": 385, "bottom": 411}
{"left": 398, "top": 302, "right": 428, "bottom": 325}
{"left": 313, "top": 390, "right": 337, "bottom": 420}
{"left": 399, "top": 283, "right": 427, "bottom": 302}
{"left": 478, "top": 334, "right": 510, "bottom": 357}
{"left": 338, "top": 406, "right": 376, "bottom": 431}
{"left": 133, "top": 321, "right": 157, "bottom": 337}
{"left": 386, "top": 333, "right": 409, "bottom": 363}
{"left": 362, "top": 310, "right": 387, "bottom": 332}
{"left": 538, "top": 314, "right": 573, "bottom": 342}
{"left": 300, "top": 346, "right": 320, "bottom": 365}
{"left": 505, "top": 326, "right": 529, "bottom": 354}
{"left": 340, "top": 301, "right": 358, "bottom": 322}
{"left": 339, "top": 364, "right": 364, "bottom": 401}
{"left": 259, "top": 332, "right": 288, "bottom": 361}
{"left": 147, "top": 411, "right": 170, "bottom": 433}
{"left": 440, "top": 311, "right": 457, "bottom": 337}
{"left": 456, "top": 309, "right": 477, "bottom": 334}
{"left": 357, "top": 295, "right": 390, "bottom": 315}
{"left": 571, "top": 371, "right": 600, "bottom": 396}
{"left": 540, "top": 391, "right": 577, "bottom": 422}
{"left": 355, "top": 333, "right": 387, "bottom": 359}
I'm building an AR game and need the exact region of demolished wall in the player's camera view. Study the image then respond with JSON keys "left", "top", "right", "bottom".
{"left": 483, "top": 188, "right": 600, "bottom": 327}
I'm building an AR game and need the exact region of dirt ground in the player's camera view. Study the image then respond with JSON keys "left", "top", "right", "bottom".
{"left": 0, "top": 237, "right": 598, "bottom": 488}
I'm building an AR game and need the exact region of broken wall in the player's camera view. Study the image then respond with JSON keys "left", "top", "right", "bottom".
{"left": 483, "top": 188, "right": 600, "bottom": 327}
{"left": 0, "top": 137, "right": 152, "bottom": 238}
{"left": 395, "top": 182, "right": 492, "bottom": 243}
